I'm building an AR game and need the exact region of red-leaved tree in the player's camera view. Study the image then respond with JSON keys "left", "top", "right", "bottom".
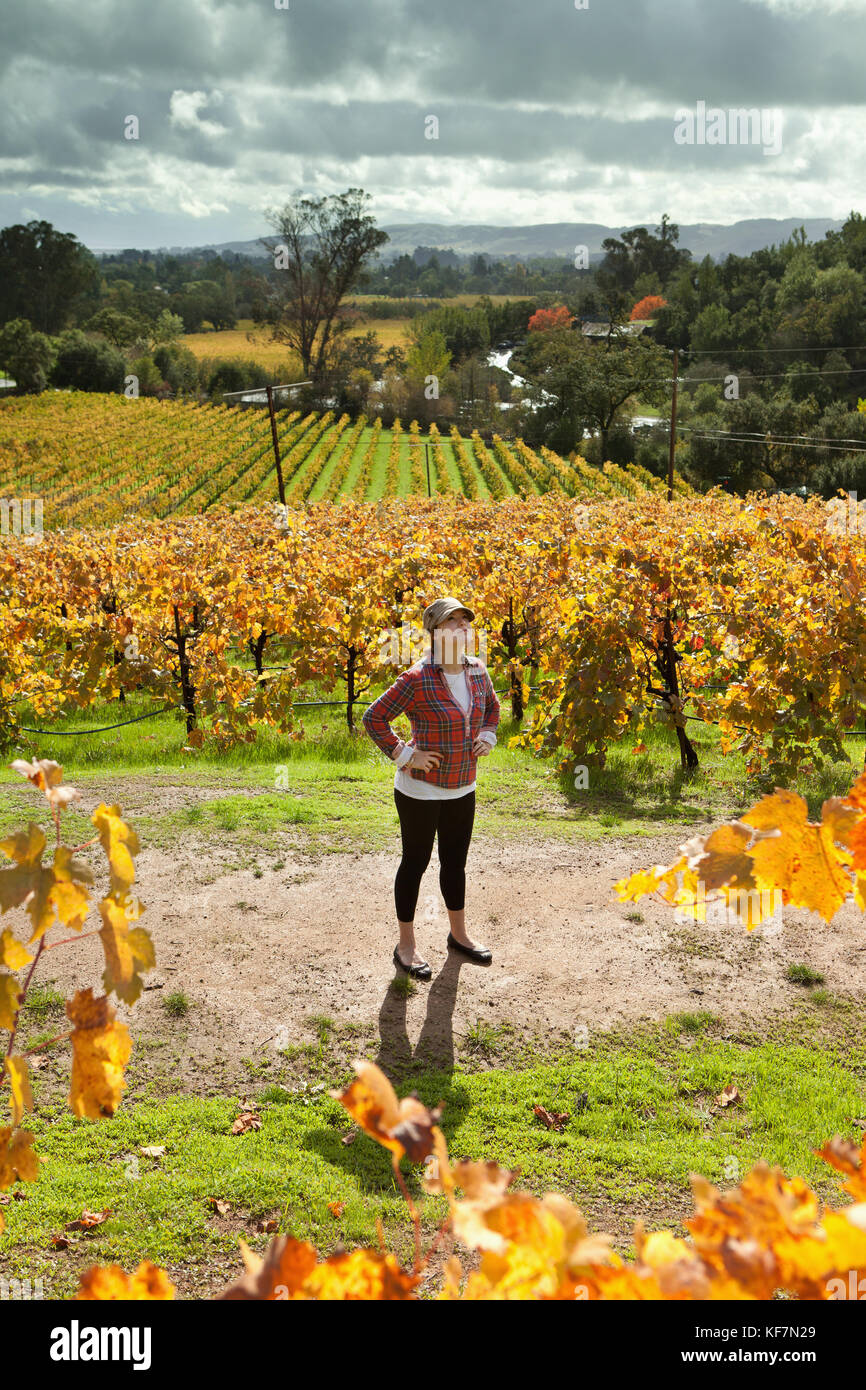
{"left": 528, "top": 306, "right": 573, "bottom": 332}
{"left": 630, "top": 295, "right": 667, "bottom": 321}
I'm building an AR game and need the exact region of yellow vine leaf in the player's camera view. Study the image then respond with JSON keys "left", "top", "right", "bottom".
{"left": 0, "top": 928, "right": 32, "bottom": 970}
{"left": 0, "top": 974, "right": 22, "bottom": 1029}
{"left": 617, "top": 782, "right": 865, "bottom": 925}
{"left": 0, "top": 1126, "right": 39, "bottom": 1188}
{"left": 98, "top": 896, "right": 155, "bottom": 1005}
{"left": 0, "top": 828, "right": 92, "bottom": 943}
{"left": 76, "top": 1262, "right": 175, "bottom": 1300}
{"left": 614, "top": 857, "right": 688, "bottom": 906}
{"left": 67, "top": 987, "right": 132, "bottom": 1119}
{"left": 4, "top": 1056, "right": 33, "bottom": 1126}
{"left": 740, "top": 791, "right": 856, "bottom": 922}
{"left": 0, "top": 824, "right": 54, "bottom": 939}
{"left": 91, "top": 804, "right": 140, "bottom": 898}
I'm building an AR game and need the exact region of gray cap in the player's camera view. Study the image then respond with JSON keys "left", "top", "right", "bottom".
{"left": 422, "top": 596, "right": 476, "bottom": 632}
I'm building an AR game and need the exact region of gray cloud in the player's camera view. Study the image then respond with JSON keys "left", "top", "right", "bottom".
{"left": 0, "top": 0, "right": 859, "bottom": 247}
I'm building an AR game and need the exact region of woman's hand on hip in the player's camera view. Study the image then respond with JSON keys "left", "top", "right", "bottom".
{"left": 408, "top": 747, "right": 443, "bottom": 771}
{"left": 472, "top": 736, "right": 493, "bottom": 756}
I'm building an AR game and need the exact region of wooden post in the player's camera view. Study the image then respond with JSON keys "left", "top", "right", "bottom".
{"left": 667, "top": 347, "right": 679, "bottom": 502}
{"left": 425, "top": 442, "right": 432, "bottom": 497}
{"left": 266, "top": 384, "right": 286, "bottom": 506}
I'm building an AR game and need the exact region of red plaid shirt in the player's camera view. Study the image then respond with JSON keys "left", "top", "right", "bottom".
{"left": 362, "top": 653, "right": 501, "bottom": 789}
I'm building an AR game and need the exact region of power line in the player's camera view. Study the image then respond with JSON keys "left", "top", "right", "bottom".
{"left": 683, "top": 343, "right": 866, "bottom": 355}
{"left": 675, "top": 426, "right": 866, "bottom": 455}
{"left": 651, "top": 368, "right": 866, "bottom": 384}
{"left": 674, "top": 424, "right": 866, "bottom": 447}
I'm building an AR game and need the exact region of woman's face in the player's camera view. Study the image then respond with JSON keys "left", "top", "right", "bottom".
{"left": 439, "top": 611, "right": 472, "bottom": 637}
{"left": 433, "top": 610, "right": 472, "bottom": 660}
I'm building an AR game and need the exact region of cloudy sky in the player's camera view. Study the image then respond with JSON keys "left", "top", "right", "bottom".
{"left": 0, "top": 0, "right": 863, "bottom": 251}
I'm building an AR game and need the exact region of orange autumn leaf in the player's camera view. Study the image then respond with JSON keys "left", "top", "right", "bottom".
{"left": 328, "top": 1201, "right": 345, "bottom": 1218}
{"left": 10, "top": 759, "right": 81, "bottom": 810}
{"left": 330, "top": 1059, "right": 442, "bottom": 1163}
{"left": 739, "top": 791, "right": 856, "bottom": 922}
{"left": 231, "top": 1111, "right": 261, "bottom": 1135}
{"left": 217, "top": 1235, "right": 418, "bottom": 1301}
{"left": 66, "top": 987, "right": 132, "bottom": 1119}
{"left": 76, "top": 1261, "right": 175, "bottom": 1300}
{"left": 620, "top": 783, "right": 865, "bottom": 927}
{"left": 66, "top": 1207, "right": 112, "bottom": 1231}
{"left": 814, "top": 1135, "right": 866, "bottom": 1201}
{"left": 533, "top": 1104, "right": 570, "bottom": 1131}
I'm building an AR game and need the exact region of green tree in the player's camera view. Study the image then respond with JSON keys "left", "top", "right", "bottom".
{"left": 50, "top": 329, "right": 126, "bottom": 392}
{"left": 152, "top": 309, "right": 185, "bottom": 344}
{"left": 407, "top": 304, "right": 489, "bottom": 362}
{"left": 0, "top": 317, "right": 55, "bottom": 393}
{"left": 521, "top": 325, "right": 671, "bottom": 458}
{"left": 258, "top": 188, "right": 388, "bottom": 380}
{"left": 596, "top": 215, "right": 691, "bottom": 299}
{"left": 405, "top": 329, "right": 452, "bottom": 392}
{"left": 0, "top": 220, "right": 98, "bottom": 333}
{"left": 128, "top": 354, "right": 164, "bottom": 396}
{"left": 85, "top": 308, "right": 146, "bottom": 350}
{"left": 152, "top": 343, "right": 199, "bottom": 394}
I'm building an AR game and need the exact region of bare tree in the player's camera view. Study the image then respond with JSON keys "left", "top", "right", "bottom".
{"left": 258, "top": 189, "right": 388, "bottom": 380}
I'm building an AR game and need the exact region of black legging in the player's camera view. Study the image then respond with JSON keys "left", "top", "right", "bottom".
{"left": 393, "top": 787, "right": 476, "bottom": 922}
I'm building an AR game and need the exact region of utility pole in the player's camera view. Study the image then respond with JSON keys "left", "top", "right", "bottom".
{"left": 266, "top": 384, "right": 286, "bottom": 506}
{"left": 667, "top": 347, "right": 679, "bottom": 502}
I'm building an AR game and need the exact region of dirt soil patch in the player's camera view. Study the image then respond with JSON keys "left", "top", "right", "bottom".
{"left": 15, "top": 777, "right": 866, "bottom": 1093}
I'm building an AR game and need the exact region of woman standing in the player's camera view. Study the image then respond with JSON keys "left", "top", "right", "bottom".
{"left": 362, "top": 596, "right": 501, "bottom": 980}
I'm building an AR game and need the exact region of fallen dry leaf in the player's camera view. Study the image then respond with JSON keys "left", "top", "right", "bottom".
{"left": 715, "top": 1084, "right": 741, "bottom": 1108}
{"left": 259, "top": 1218, "right": 279, "bottom": 1233}
{"left": 328, "top": 1202, "right": 345, "bottom": 1218}
{"left": 340, "top": 1132, "right": 356, "bottom": 1146}
{"left": 140, "top": 1145, "right": 166, "bottom": 1158}
{"left": 533, "top": 1104, "right": 570, "bottom": 1132}
{"left": 231, "top": 1112, "right": 262, "bottom": 1135}
{"left": 208, "top": 1197, "right": 231, "bottom": 1216}
{"left": 66, "top": 1208, "right": 112, "bottom": 1231}
{"left": 50, "top": 1234, "right": 71, "bottom": 1250}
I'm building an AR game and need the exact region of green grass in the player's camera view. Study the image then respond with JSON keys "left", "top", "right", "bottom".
{"left": 3, "top": 680, "right": 865, "bottom": 852}
{"left": 163, "top": 991, "right": 190, "bottom": 1019}
{"left": 2, "top": 1018, "right": 863, "bottom": 1297}
{"left": 787, "top": 963, "right": 826, "bottom": 987}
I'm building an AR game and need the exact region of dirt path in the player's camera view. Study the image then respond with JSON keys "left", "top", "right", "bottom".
{"left": 19, "top": 778, "right": 866, "bottom": 1090}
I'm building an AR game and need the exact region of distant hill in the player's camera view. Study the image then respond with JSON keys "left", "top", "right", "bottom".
{"left": 92, "top": 217, "right": 845, "bottom": 265}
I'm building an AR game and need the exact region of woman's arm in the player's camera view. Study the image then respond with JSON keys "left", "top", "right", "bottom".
{"left": 361, "top": 668, "right": 416, "bottom": 759}
{"left": 480, "top": 667, "right": 501, "bottom": 739}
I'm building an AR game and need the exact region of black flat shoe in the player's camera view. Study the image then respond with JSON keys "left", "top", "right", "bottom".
{"left": 447, "top": 932, "right": 492, "bottom": 963}
{"left": 393, "top": 946, "right": 432, "bottom": 980}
